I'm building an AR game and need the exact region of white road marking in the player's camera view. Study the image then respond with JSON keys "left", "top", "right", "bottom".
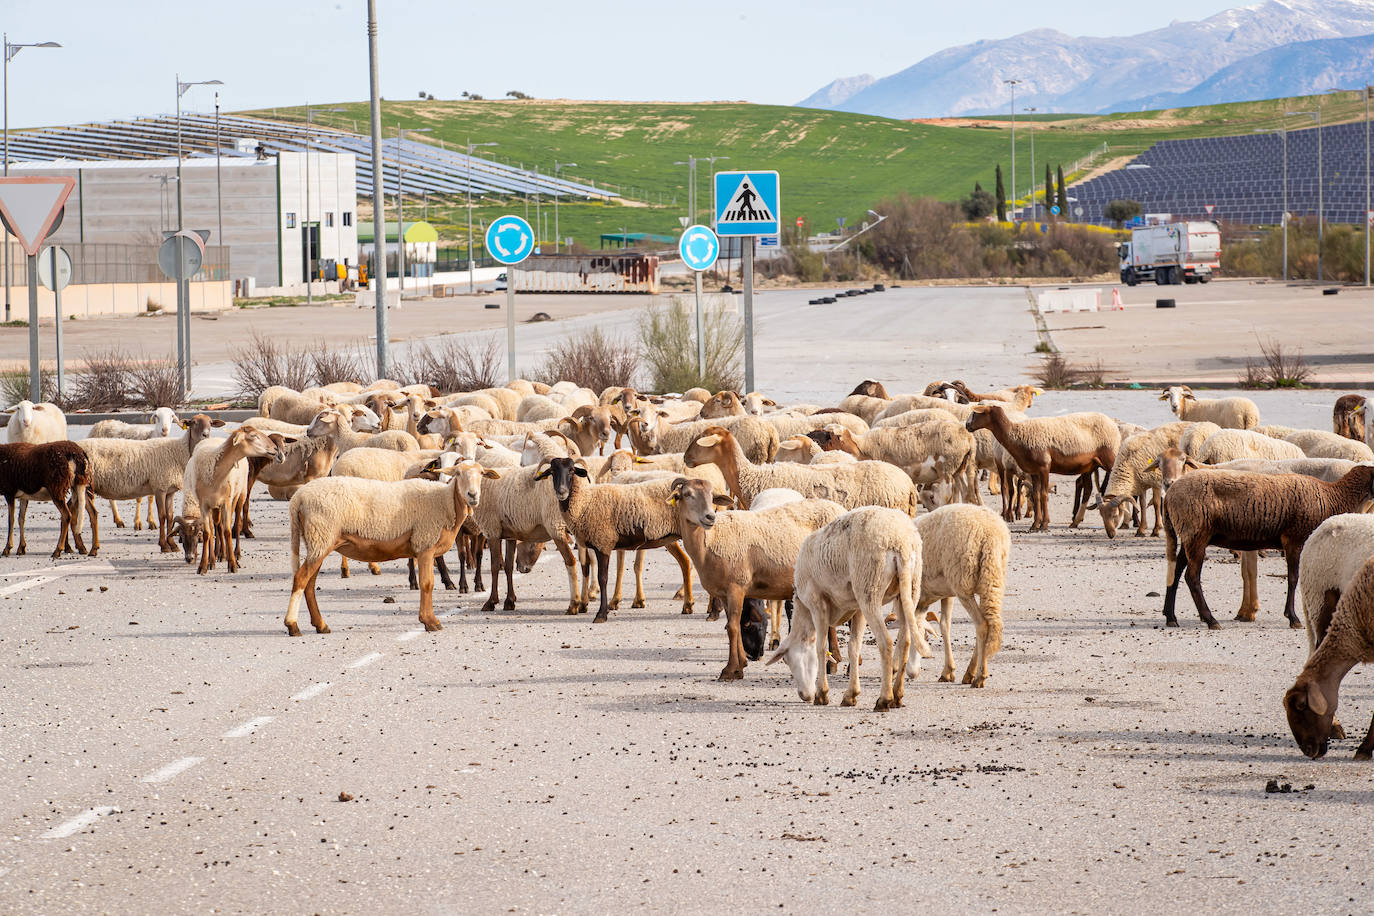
{"left": 0, "top": 560, "right": 115, "bottom": 579}
{"left": 0, "top": 576, "right": 56, "bottom": 596}
{"left": 221, "top": 716, "right": 274, "bottom": 739}
{"left": 143, "top": 756, "right": 204, "bottom": 784}
{"left": 348, "top": 652, "right": 383, "bottom": 669}
{"left": 42, "top": 806, "right": 122, "bottom": 839}
{"left": 396, "top": 629, "right": 424, "bottom": 642}
{"left": 291, "top": 681, "right": 330, "bottom": 702}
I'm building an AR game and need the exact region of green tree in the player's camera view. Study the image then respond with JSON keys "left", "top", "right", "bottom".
{"left": 1045, "top": 163, "right": 1054, "bottom": 220}
{"left": 994, "top": 165, "right": 1007, "bottom": 222}
{"left": 1056, "top": 165, "right": 1068, "bottom": 216}
{"left": 961, "top": 181, "right": 997, "bottom": 220}
{"left": 1104, "top": 199, "right": 1142, "bottom": 228}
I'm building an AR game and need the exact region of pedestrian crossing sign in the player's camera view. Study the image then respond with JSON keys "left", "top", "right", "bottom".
{"left": 714, "top": 170, "right": 780, "bottom": 237}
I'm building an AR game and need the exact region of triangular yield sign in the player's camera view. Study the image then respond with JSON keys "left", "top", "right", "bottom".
{"left": 718, "top": 177, "right": 774, "bottom": 224}
{"left": 0, "top": 177, "right": 76, "bottom": 256}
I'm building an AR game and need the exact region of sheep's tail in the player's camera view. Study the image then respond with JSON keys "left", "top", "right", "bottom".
{"left": 69, "top": 452, "right": 90, "bottom": 538}
{"left": 894, "top": 546, "right": 918, "bottom": 638}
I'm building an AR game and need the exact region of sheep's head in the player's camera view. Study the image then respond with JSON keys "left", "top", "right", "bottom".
{"left": 1284, "top": 678, "right": 1335, "bottom": 759}
{"left": 435, "top": 459, "right": 499, "bottom": 509}
{"left": 237, "top": 425, "right": 286, "bottom": 463}
{"left": 849, "top": 379, "right": 889, "bottom": 400}
{"left": 149, "top": 407, "right": 179, "bottom": 437}
{"left": 1097, "top": 495, "right": 1131, "bottom": 539}
{"left": 818, "top": 425, "right": 861, "bottom": 457}
{"left": 766, "top": 614, "right": 820, "bottom": 703}
{"left": 700, "top": 391, "right": 744, "bottom": 419}
{"left": 306, "top": 409, "right": 346, "bottom": 439}
{"left": 775, "top": 436, "right": 813, "bottom": 463}
{"left": 1147, "top": 448, "right": 1197, "bottom": 492}
{"left": 964, "top": 404, "right": 999, "bottom": 433}
{"left": 683, "top": 427, "right": 733, "bottom": 468}
{"left": 169, "top": 515, "right": 204, "bottom": 565}
{"left": 515, "top": 539, "right": 545, "bottom": 573}
{"left": 443, "top": 432, "right": 480, "bottom": 463}
{"left": 1160, "top": 385, "right": 1192, "bottom": 413}
{"left": 667, "top": 477, "right": 731, "bottom": 530}
{"left": 181, "top": 413, "right": 226, "bottom": 444}
{"left": 627, "top": 417, "right": 660, "bottom": 454}
{"left": 533, "top": 456, "right": 587, "bottom": 503}
{"left": 741, "top": 392, "right": 776, "bottom": 416}
{"left": 346, "top": 404, "right": 383, "bottom": 432}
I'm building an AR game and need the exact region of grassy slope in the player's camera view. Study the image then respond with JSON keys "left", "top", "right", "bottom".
{"left": 248, "top": 90, "right": 1365, "bottom": 247}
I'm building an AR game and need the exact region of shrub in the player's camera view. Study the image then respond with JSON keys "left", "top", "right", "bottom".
{"left": 1255, "top": 336, "right": 1311, "bottom": 388}
{"left": 638, "top": 297, "right": 743, "bottom": 393}
{"left": 231, "top": 333, "right": 312, "bottom": 400}
{"left": 65, "top": 349, "right": 134, "bottom": 410}
{"left": 534, "top": 327, "right": 639, "bottom": 392}
{"left": 310, "top": 341, "right": 373, "bottom": 387}
{"left": 128, "top": 357, "right": 183, "bottom": 408}
{"left": 1030, "top": 354, "right": 1082, "bottom": 389}
{"left": 1104, "top": 199, "right": 1142, "bottom": 228}
{"left": 0, "top": 368, "right": 57, "bottom": 406}
{"left": 395, "top": 335, "right": 503, "bottom": 393}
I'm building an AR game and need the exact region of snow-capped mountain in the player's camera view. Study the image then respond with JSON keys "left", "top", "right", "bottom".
{"left": 797, "top": 1, "right": 1374, "bottom": 117}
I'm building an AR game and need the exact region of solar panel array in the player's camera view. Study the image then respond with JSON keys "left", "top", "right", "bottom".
{"left": 1066, "top": 121, "right": 1373, "bottom": 226}
{"left": 3, "top": 114, "right": 616, "bottom": 202}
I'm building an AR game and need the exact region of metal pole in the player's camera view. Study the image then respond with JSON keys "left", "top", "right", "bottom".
{"left": 1282, "top": 126, "right": 1289, "bottom": 282}
{"left": 693, "top": 269, "right": 705, "bottom": 380}
{"left": 1009, "top": 83, "right": 1016, "bottom": 221}
{"left": 1318, "top": 107, "right": 1324, "bottom": 283}
{"left": 175, "top": 74, "right": 187, "bottom": 401}
{"left": 26, "top": 254, "right": 38, "bottom": 401}
{"left": 305, "top": 114, "right": 312, "bottom": 304}
{"left": 467, "top": 138, "right": 474, "bottom": 293}
{"left": 742, "top": 240, "right": 754, "bottom": 392}
{"left": 215, "top": 92, "right": 224, "bottom": 284}
{"left": 506, "top": 272, "right": 516, "bottom": 382}
{"left": 52, "top": 246, "right": 63, "bottom": 399}
{"left": 3, "top": 35, "right": 9, "bottom": 323}
{"left": 1028, "top": 116, "right": 1035, "bottom": 219}
{"left": 367, "top": 0, "right": 388, "bottom": 377}
{"left": 397, "top": 125, "right": 405, "bottom": 294}
{"left": 1366, "top": 87, "right": 1370, "bottom": 287}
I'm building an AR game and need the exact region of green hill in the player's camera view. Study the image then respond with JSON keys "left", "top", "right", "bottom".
{"left": 249, "top": 91, "right": 1369, "bottom": 249}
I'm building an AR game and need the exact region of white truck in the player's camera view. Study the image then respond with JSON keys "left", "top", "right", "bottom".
{"left": 1117, "top": 221, "right": 1220, "bottom": 286}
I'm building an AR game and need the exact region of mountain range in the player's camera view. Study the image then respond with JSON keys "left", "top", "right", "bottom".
{"left": 798, "top": 0, "right": 1374, "bottom": 118}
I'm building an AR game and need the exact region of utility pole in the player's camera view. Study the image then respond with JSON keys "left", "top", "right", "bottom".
{"left": 1004, "top": 79, "right": 1020, "bottom": 221}
{"left": 367, "top": 0, "right": 388, "bottom": 377}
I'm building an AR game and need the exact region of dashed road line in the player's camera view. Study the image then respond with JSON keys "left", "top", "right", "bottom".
{"left": 291, "top": 681, "right": 331, "bottom": 701}
{"left": 143, "top": 756, "right": 204, "bottom": 784}
{"left": 42, "top": 806, "right": 122, "bottom": 840}
{"left": 348, "top": 651, "right": 383, "bottom": 669}
{"left": 221, "top": 716, "right": 274, "bottom": 739}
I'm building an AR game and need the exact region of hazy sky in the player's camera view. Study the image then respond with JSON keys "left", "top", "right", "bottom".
{"left": 6, "top": 0, "right": 1242, "bottom": 128}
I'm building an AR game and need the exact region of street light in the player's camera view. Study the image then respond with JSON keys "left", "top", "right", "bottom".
{"left": 303, "top": 105, "right": 345, "bottom": 303}
{"left": 175, "top": 75, "right": 223, "bottom": 399}
{"left": 1330, "top": 87, "right": 1372, "bottom": 287}
{"left": 3, "top": 36, "right": 61, "bottom": 321}
{"left": 1288, "top": 107, "right": 1323, "bottom": 281}
{"left": 705, "top": 154, "right": 729, "bottom": 226}
{"left": 1255, "top": 125, "right": 1290, "bottom": 281}
{"left": 1025, "top": 107, "right": 1038, "bottom": 219}
{"left": 395, "top": 125, "right": 431, "bottom": 294}
{"left": 465, "top": 138, "right": 497, "bottom": 293}
{"left": 553, "top": 160, "right": 577, "bottom": 253}
{"left": 1003, "top": 79, "right": 1020, "bottom": 221}
{"left": 673, "top": 156, "right": 698, "bottom": 225}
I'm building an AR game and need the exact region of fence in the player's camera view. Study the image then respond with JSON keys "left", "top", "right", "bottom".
{"left": 4, "top": 240, "right": 230, "bottom": 285}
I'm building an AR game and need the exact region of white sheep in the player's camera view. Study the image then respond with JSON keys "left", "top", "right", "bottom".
{"left": 1159, "top": 385, "right": 1259, "bottom": 429}
{"left": 7, "top": 400, "right": 66, "bottom": 444}
{"left": 767, "top": 506, "right": 922, "bottom": 711}
{"left": 1195, "top": 429, "right": 1305, "bottom": 464}
{"left": 1178, "top": 421, "right": 1221, "bottom": 458}
{"left": 86, "top": 407, "right": 181, "bottom": 531}
{"left": 516, "top": 394, "right": 572, "bottom": 423}
{"left": 873, "top": 395, "right": 973, "bottom": 424}
{"left": 1097, "top": 421, "right": 1189, "bottom": 538}
{"left": 1284, "top": 429, "right": 1374, "bottom": 463}
{"left": 774, "top": 435, "right": 857, "bottom": 465}
{"left": 1299, "top": 514, "right": 1374, "bottom": 663}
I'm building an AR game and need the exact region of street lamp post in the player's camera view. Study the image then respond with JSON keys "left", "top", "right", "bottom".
{"left": 395, "top": 125, "right": 431, "bottom": 295}
{"left": 705, "top": 155, "right": 729, "bottom": 225}
{"left": 1256, "top": 125, "right": 1291, "bottom": 281}
{"left": 465, "top": 138, "right": 497, "bottom": 293}
{"left": 176, "top": 75, "right": 223, "bottom": 400}
{"left": 366, "top": 0, "right": 388, "bottom": 377}
{"left": 3, "top": 36, "right": 61, "bottom": 322}
{"left": 303, "top": 105, "right": 344, "bottom": 304}
{"left": 554, "top": 160, "right": 577, "bottom": 253}
{"left": 674, "top": 157, "right": 698, "bottom": 226}
{"left": 1003, "top": 79, "right": 1020, "bottom": 220}
{"left": 214, "top": 92, "right": 223, "bottom": 284}
{"left": 1025, "top": 107, "right": 1038, "bottom": 218}
{"left": 1288, "top": 107, "right": 1323, "bottom": 281}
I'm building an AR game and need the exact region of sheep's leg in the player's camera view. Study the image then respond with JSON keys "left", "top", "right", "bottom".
{"left": 2, "top": 497, "right": 15, "bottom": 557}
{"left": 435, "top": 554, "right": 455, "bottom": 591}
{"left": 1282, "top": 544, "right": 1302, "bottom": 629}
{"left": 960, "top": 596, "right": 989, "bottom": 687}
{"left": 592, "top": 549, "right": 614, "bottom": 623}
{"left": 609, "top": 550, "right": 626, "bottom": 611}
{"left": 340, "top": 557, "right": 351, "bottom": 578}
{"left": 810, "top": 605, "right": 830, "bottom": 705}
{"left": 471, "top": 534, "right": 485, "bottom": 592}
{"left": 867, "top": 602, "right": 897, "bottom": 711}
{"left": 416, "top": 550, "right": 443, "bottom": 632}
{"left": 1162, "top": 538, "right": 1185, "bottom": 627}
{"left": 719, "top": 587, "right": 748, "bottom": 681}
{"left": 1070, "top": 473, "right": 1090, "bottom": 528}
{"left": 109, "top": 499, "right": 127, "bottom": 529}
{"left": 407, "top": 558, "right": 419, "bottom": 590}
{"left": 937, "top": 597, "right": 957, "bottom": 682}
{"left": 841, "top": 614, "right": 865, "bottom": 707}
{"left": 197, "top": 507, "right": 214, "bottom": 574}
{"left": 157, "top": 492, "right": 177, "bottom": 553}
{"left": 502, "top": 538, "right": 518, "bottom": 612}
{"left": 63, "top": 487, "right": 87, "bottom": 555}
{"left": 222, "top": 508, "right": 239, "bottom": 573}
{"left": 302, "top": 563, "right": 330, "bottom": 634}
{"left": 1354, "top": 711, "right": 1374, "bottom": 760}
{"left": 15, "top": 497, "right": 30, "bottom": 555}
{"left": 631, "top": 549, "right": 647, "bottom": 609}
{"left": 1182, "top": 543, "right": 1220, "bottom": 630}
{"left": 1035, "top": 472, "right": 1051, "bottom": 531}
{"left": 826, "top": 626, "right": 840, "bottom": 675}
{"left": 367, "top": 562, "right": 381, "bottom": 576}
{"left": 49, "top": 495, "right": 73, "bottom": 561}
{"left": 1235, "top": 551, "right": 1259, "bottom": 621}
{"left": 768, "top": 600, "right": 782, "bottom": 651}
{"left": 665, "top": 542, "right": 693, "bottom": 614}
{"left": 1150, "top": 489, "right": 1164, "bottom": 537}
{"left": 456, "top": 539, "right": 470, "bottom": 593}
{"left": 286, "top": 552, "right": 331, "bottom": 636}
{"left": 142, "top": 496, "right": 155, "bottom": 530}
{"left": 83, "top": 491, "right": 101, "bottom": 557}
{"left": 480, "top": 538, "right": 503, "bottom": 613}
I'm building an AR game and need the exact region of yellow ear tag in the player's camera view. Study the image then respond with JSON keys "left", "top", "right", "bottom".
{"left": 666, "top": 494, "right": 678, "bottom": 505}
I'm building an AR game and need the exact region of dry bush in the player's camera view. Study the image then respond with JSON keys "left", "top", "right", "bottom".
{"left": 310, "top": 341, "right": 373, "bottom": 387}
{"left": 638, "top": 298, "right": 743, "bottom": 393}
{"left": 1255, "top": 336, "right": 1312, "bottom": 388}
{"left": 65, "top": 349, "right": 134, "bottom": 410}
{"left": 232, "top": 333, "right": 313, "bottom": 399}
{"left": 395, "top": 336, "right": 503, "bottom": 393}
{"left": 1030, "top": 354, "right": 1083, "bottom": 389}
{"left": 534, "top": 327, "right": 639, "bottom": 392}
{"left": 0, "top": 368, "right": 58, "bottom": 407}
{"left": 128, "top": 357, "right": 183, "bottom": 408}
{"left": 1236, "top": 359, "right": 1267, "bottom": 389}
{"left": 1082, "top": 358, "right": 1109, "bottom": 389}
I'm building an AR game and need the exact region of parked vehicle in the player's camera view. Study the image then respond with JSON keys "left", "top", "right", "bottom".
{"left": 1118, "top": 221, "right": 1220, "bottom": 286}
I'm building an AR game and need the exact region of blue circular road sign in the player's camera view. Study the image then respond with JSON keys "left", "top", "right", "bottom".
{"left": 678, "top": 224, "right": 719, "bottom": 272}
{"left": 1050, "top": 205, "right": 1061, "bottom": 215}
{"left": 485, "top": 215, "right": 535, "bottom": 266}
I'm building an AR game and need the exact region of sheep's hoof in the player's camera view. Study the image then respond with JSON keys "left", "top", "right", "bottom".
{"left": 340, "top": 567, "right": 351, "bottom": 579}
{"left": 457, "top": 584, "right": 470, "bottom": 594}
{"left": 48, "top": 549, "right": 62, "bottom": 560}
{"left": 607, "top": 599, "right": 620, "bottom": 611}
{"left": 1205, "top": 620, "right": 1222, "bottom": 631}
{"left": 873, "top": 697, "right": 892, "bottom": 712}
{"left": 1332, "top": 721, "right": 1348, "bottom": 740}
{"left": 768, "top": 637, "right": 780, "bottom": 650}
{"left": 564, "top": 604, "right": 579, "bottom": 616}
{"left": 1287, "top": 618, "right": 1302, "bottom": 630}
{"left": 718, "top": 667, "right": 743, "bottom": 681}
{"left": 368, "top": 564, "right": 382, "bottom": 576}
{"left": 442, "top": 582, "right": 456, "bottom": 592}
{"left": 938, "top": 671, "right": 955, "bottom": 683}
{"left": 671, "top": 587, "right": 685, "bottom": 600}
{"left": 592, "top": 611, "right": 610, "bottom": 624}
{"left": 87, "top": 547, "right": 99, "bottom": 557}
{"left": 826, "top": 659, "right": 838, "bottom": 675}
{"left": 423, "top": 620, "right": 443, "bottom": 632}
{"left": 705, "top": 611, "right": 720, "bottom": 621}
{"left": 680, "top": 604, "right": 693, "bottom": 615}
{"left": 631, "top": 599, "right": 645, "bottom": 609}
{"left": 1234, "top": 610, "right": 1257, "bottom": 622}
{"left": 502, "top": 598, "right": 516, "bottom": 612}
{"left": 285, "top": 623, "right": 302, "bottom": 637}
{"left": 840, "top": 693, "right": 858, "bottom": 707}
{"left": 316, "top": 624, "right": 331, "bottom": 634}
{"left": 0, "top": 547, "right": 9, "bottom": 557}
{"left": 15, "top": 546, "right": 25, "bottom": 557}
{"left": 1355, "top": 748, "right": 1373, "bottom": 761}
{"left": 480, "top": 599, "right": 497, "bottom": 613}
{"left": 1165, "top": 618, "right": 1179, "bottom": 628}
{"left": 1134, "top": 530, "right": 1147, "bottom": 538}
{"left": 813, "top": 693, "right": 829, "bottom": 706}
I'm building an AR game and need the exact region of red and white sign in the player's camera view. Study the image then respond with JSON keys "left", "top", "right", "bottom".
{"left": 795, "top": 216, "right": 804, "bottom": 227}
{"left": 1367, "top": 210, "right": 1374, "bottom": 226}
{"left": 0, "top": 177, "right": 75, "bottom": 256}
{"left": 1203, "top": 204, "right": 1215, "bottom": 216}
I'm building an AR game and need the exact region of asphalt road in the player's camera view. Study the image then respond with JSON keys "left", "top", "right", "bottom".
{"left": 1, "top": 286, "right": 1371, "bottom": 913}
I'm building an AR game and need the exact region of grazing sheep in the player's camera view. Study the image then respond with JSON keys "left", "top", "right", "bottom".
{"left": 684, "top": 426, "right": 917, "bottom": 515}
{"left": 1284, "top": 554, "right": 1374, "bottom": 760}
{"left": 809, "top": 422, "right": 976, "bottom": 506}
{"left": 627, "top": 414, "right": 779, "bottom": 464}
{"left": 849, "top": 379, "right": 890, "bottom": 400}
{"left": 947, "top": 381, "right": 1042, "bottom": 411}
{"left": 1284, "top": 429, "right": 1374, "bottom": 463}
{"left": 912, "top": 503, "right": 1011, "bottom": 687}
{"left": 1195, "top": 429, "right": 1305, "bottom": 464}
{"left": 1159, "top": 385, "right": 1259, "bottom": 429}
{"left": 1333, "top": 394, "right": 1367, "bottom": 442}
{"left": 0, "top": 441, "right": 90, "bottom": 559}
{"left": 767, "top": 507, "right": 922, "bottom": 711}
{"left": 285, "top": 461, "right": 498, "bottom": 635}
{"left": 1298, "top": 514, "right": 1374, "bottom": 660}
{"left": 966, "top": 405, "right": 1120, "bottom": 531}
{"left": 1097, "top": 422, "right": 1189, "bottom": 538}
{"left": 1161, "top": 465, "right": 1374, "bottom": 628}
{"left": 666, "top": 476, "right": 844, "bottom": 680}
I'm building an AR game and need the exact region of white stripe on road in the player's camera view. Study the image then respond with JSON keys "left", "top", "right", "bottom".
{"left": 396, "top": 630, "right": 425, "bottom": 642}
{"left": 0, "top": 576, "right": 56, "bottom": 596}
{"left": 291, "top": 681, "right": 330, "bottom": 702}
{"left": 143, "top": 756, "right": 204, "bottom": 784}
{"left": 348, "top": 652, "right": 383, "bottom": 669}
{"left": 221, "top": 716, "right": 274, "bottom": 739}
{"left": 42, "top": 806, "right": 122, "bottom": 839}
{"left": 0, "top": 561, "right": 117, "bottom": 596}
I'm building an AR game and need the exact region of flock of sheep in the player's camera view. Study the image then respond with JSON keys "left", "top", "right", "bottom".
{"left": 1, "top": 372, "right": 1373, "bottom": 759}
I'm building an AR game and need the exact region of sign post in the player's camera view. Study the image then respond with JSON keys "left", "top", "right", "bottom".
{"left": 0, "top": 177, "right": 76, "bottom": 401}
{"left": 714, "top": 170, "right": 780, "bottom": 393}
{"left": 485, "top": 215, "right": 535, "bottom": 381}
{"left": 38, "top": 245, "right": 72, "bottom": 398}
{"left": 157, "top": 230, "right": 207, "bottom": 399}
{"left": 678, "top": 225, "right": 719, "bottom": 379}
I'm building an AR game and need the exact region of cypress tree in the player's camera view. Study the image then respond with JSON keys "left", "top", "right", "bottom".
{"left": 1045, "top": 163, "right": 1054, "bottom": 219}
{"left": 994, "top": 165, "right": 1007, "bottom": 221}
{"left": 1056, "top": 165, "right": 1068, "bottom": 216}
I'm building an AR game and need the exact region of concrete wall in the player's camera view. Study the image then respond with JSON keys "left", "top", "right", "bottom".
{"left": 23, "top": 280, "right": 233, "bottom": 318}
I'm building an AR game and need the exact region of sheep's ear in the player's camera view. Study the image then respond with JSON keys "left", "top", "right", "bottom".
{"left": 1157, "top": 390, "right": 1170, "bottom": 400}
{"left": 482, "top": 468, "right": 501, "bottom": 479}
{"left": 533, "top": 467, "right": 552, "bottom": 480}
{"left": 1031, "top": 387, "right": 1043, "bottom": 397}
{"left": 695, "top": 434, "right": 722, "bottom": 447}
{"left": 712, "top": 494, "right": 735, "bottom": 508}
{"left": 632, "top": 454, "right": 649, "bottom": 464}
{"left": 426, "top": 409, "right": 443, "bottom": 418}
{"left": 179, "top": 420, "right": 190, "bottom": 429}
{"left": 423, "top": 459, "right": 442, "bottom": 474}
{"left": 1306, "top": 681, "right": 1329, "bottom": 717}
{"left": 1143, "top": 457, "right": 1160, "bottom": 471}
{"left": 280, "top": 436, "right": 299, "bottom": 444}
{"left": 1355, "top": 404, "right": 1366, "bottom": 415}
{"left": 210, "top": 419, "right": 226, "bottom": 427}
{"left": 1184, "top": 458, "right": 1201, "bottom": 470}
{"left": 656, "top": 410, "right": 669, "bottom": 418}
{"left": 763, "top": 398, "right": 777, "bottom": 407}
{"left": 573, "top": 465, "right": 589, "bottom": 478}
{"left": 765, "top": 645, "right": 789, "bottom": 666}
